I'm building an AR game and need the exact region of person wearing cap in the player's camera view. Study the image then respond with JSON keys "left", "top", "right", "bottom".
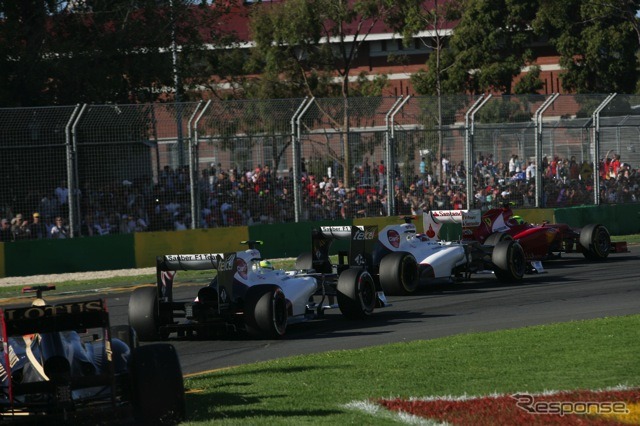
{"left": 0, "top": 218, "right": 12, "bottom": 242}
{"left": 28, "top": 212, "right": 47, "bottom": 239}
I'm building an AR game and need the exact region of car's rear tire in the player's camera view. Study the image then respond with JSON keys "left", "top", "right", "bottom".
{"left": 244, "top": 285, "right": 288, "bottom": 339}
{"left": 337, "top": 268, "right": 376, "bottom": 319}
{"left": 131, "top": 343, "right": 185, "bottom": 425}
{"left": 484, "top": 232, "right": 513, "bottom": 246}
{"left": 492, "top": 240, "right": 526, "bottom": 283}
{"left": 579, "top": 223, "right": 611, "bottom": 260}
{"left": 379, "top": 251, "right": 418, "bottom": 295}
{"left": 128, "top": 286, "right": 163, "bottom": 342}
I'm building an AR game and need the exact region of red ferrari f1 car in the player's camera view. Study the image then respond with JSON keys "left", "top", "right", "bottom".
{"left": 425, "top": 206, "right": 627, "bottom": 263}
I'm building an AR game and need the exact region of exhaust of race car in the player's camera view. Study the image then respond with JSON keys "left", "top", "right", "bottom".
{"left": 44, "top": 356, "right": 71, "bottom": 381}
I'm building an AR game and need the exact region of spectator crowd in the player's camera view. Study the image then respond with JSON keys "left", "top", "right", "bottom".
{"left": 1, "top": 150, "right": 638, "bottom": 242}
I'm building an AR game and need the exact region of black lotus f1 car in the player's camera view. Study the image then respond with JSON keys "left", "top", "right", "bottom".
{"left": 1, "top": 286, "right": 185, "bottom": 425}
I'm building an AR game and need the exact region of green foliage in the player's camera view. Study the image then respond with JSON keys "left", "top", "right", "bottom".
{"left": 514, "top": 65, "right": 544, "bottom": 95}
{"left": 247, "top": 0, "right": 393, "bottom": 100}
{"left": 533, "top": 0, "right": 639, "bottom": 94}
{"left": 184, "top": 315, "right": 640, "bottom": 424}
{"left": 447, "top": 0, "right": 539, "bottom": 95}
{"left": 475, "top": 97, "right": 533, "bottom": 124}
{"left": 0, "top": 1, "right": 241, "bottom": 106}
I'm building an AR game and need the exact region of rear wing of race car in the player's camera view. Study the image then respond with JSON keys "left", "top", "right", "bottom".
{"left": 308, "top": 225, "right": 378, "bottom": 274}
{"left": 1, "top": 299, "right": 109, "bottom": 338}
{"left": 155, "top": 253, "right": 236, "bottom": 303}
{"left": 423, "top": 210, "right": 482, "bottom": 241}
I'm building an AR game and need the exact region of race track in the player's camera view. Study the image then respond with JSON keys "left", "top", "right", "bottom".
{"left": 105, "top": 246, "right": 640, "bottom": 376}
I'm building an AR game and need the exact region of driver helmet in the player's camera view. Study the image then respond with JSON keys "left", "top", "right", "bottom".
{"left": 259, "top": 260, "right": 274, "bottom": 270}
{"left": 511, "top": 215, "right": 525, "bottom": 225}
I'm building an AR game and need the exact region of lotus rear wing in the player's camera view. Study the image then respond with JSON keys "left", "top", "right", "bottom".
{"left": 155, "top": 253, "right": 235, "bottom": 302}
{"left": 309, "top": 225, "right": 378, "bottom": 273}
{"left": 0, "top": 299, "right": 109, "bottom": 338}
{"left": 0, "top": 299, "right": 107, "bottom": 407}
{"left": 423, "top": 210, "right": 482, "bottom": 241}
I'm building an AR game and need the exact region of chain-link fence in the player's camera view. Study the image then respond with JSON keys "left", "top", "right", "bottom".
{"left": 1, "top": 94, "right": 639, "bottom": 240}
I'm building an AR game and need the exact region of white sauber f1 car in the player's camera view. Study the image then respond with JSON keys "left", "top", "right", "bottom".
{"left": 1, "top": 286, "right": 185, "bottom": 425}
{"left": 374, "top": 211, "right": 527, "bottom": 295}
{"left": 129, "top": 231, "right": 389, "bottom": 341}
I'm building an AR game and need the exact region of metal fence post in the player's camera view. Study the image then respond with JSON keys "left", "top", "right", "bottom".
{"left": 384, "top": 96, "right": 404, "bottom": 216}
{"left": 68, "top": 104, "right": 86, "bottom": 237}
{"left": 592, "top": 93, "right": 617, "bottom": 205}
{"left": 534, "top": 93, "right": 559, "bottom": 207}
{"left": 186, "top": 101, "right": 203, "bottom": 229}
{"left": 388, "top": 96, "right": 411, "bottom": 216}
{"left": 294, "top": 98, "right": 313, "bottom": 222}
{"left": 464, "top": 95, "right": 490, "bottom": 210}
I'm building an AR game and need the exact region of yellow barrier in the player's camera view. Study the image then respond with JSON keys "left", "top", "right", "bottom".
{"left": 134, "top": 227, "right": 250, "bottom": 268}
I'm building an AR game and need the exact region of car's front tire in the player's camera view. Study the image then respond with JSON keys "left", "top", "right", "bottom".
{"left": 379, "top": 251, "right": 418, "bottom": 295}
{"left": 491, "top": 240, "right": 526, "bottom": 283}
{"left": 295, "top": 252, "right": 313, "bottom": 270}
{"left": 128, "top": 286, "right": 163, "bottom": 341}
{"left": 337, "top": 268, "right": 376, "bottom": 319}
{"left": 244, "top": 285, "right": 288, "bottom": 339}
{"left": 579, "top": 223, "right": 611, "bottom": 260}
{"left": 484, "top": 232, "right": 513, "bottom": 246}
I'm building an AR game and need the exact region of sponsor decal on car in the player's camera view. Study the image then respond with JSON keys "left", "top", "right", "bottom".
{"left": 236, "top": 258, "right": 248, "bottom": 280}
{"left": 3, "top": 300, "right": 104, "bottom": 321}
{"left": 353, "top": 227, "right": 376, "bottom": 241}
{"left": 387, "top": 230, "right": 400, "bottom": 248}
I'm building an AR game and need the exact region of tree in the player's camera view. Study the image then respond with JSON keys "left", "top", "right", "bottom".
{"left": 0, "top": 1, "right": 239, "bottom": 106}
{"left": 387, "top": 0, "right": 464, "bottom": 183}
{"left": 533, "top": 0, "right": 639, "bottom": 94}
{"left": 446, "top": 0, "right": 540, "bottom": 95}
{"left": 514, "top": 65, "right": 544, "bottom": 95}
{"left": 248, "top": 0, "right": 394, "bottom": 186}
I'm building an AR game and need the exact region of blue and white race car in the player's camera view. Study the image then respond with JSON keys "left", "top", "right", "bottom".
{"left": 128, "top": 228, "right": 389, "bottom": 341}
{"left": 374, "top": 213, "right": 527, "bottom": 295}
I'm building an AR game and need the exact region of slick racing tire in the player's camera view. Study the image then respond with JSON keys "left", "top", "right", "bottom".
{"left": 336, "top": 268, "right": 377, "bottom": 319}
{"left": 244, "top": 285, "right": 288, "bottom": 339}
{"left": 484, "top": 232, "right": 513, "bottom": 246}
{"left": 379, "top": 251, "right": 418, "bottom": 295}
{"left": 128, "top": 286, "right": 164, "bottom": 342}
{"left": 579, "top": 223, "right": 611, "bottom": 260}
{"left": 132, "top": 343, "right": 186, "bottom": 425}
{"left": 491, "top": 240, "right": 526, "bottom": 283}
{"left": 295, "top": 252, "right": 313, "bottom": 270}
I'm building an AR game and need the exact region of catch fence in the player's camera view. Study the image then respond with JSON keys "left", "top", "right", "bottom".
{"left": 1, "top": 94, "right": 639, "bottom": 239}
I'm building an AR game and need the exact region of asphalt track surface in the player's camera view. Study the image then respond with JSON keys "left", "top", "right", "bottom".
{"left": 104, "top": 246, "right": 640, "bottom": 376}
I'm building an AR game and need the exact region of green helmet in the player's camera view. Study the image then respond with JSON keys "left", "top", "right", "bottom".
{"left": 259, "top": 260, "right": 274, "bottom": 270}
{"left": 511, "top": 215, "right": 524, "bottom": 225}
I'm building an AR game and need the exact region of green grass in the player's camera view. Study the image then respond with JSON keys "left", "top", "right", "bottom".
{"left": 182, "top": 314, "right": 640, "bottom": 425}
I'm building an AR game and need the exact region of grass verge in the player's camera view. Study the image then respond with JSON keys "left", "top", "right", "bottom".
{"left": 182, "top": 314, "right": 640, "bottom": 425}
